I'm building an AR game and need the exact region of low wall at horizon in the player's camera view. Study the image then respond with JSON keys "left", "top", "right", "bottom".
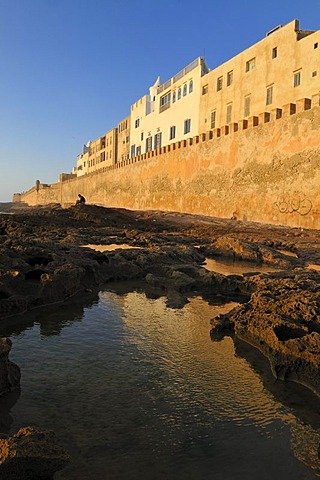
{"left": 18, "top": 96, "right": 320, "bottom": 229}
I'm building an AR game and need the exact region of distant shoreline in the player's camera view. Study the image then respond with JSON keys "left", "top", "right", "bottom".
{"left": 0, "top": 202, "right": 30, "bottom": 213}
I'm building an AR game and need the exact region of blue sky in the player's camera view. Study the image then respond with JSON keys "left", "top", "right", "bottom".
{"left": 1, "top": 0, "right": 320, "bottom": 202}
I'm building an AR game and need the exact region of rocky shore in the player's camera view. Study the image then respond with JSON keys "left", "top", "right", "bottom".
{"left": 0, "top": 203, "right": 320, "bottom": 399}
{"left": 0, "top": 426, "right": 70, "bottom": 479}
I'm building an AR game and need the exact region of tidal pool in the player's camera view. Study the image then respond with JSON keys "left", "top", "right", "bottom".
{"left": 82, "top": 244, "right": 142, "bottom": 252}
{"left": 1, "top": 290, "right": 319, "bottom": 479}
{"left": 203, "top": 257, "right": 281, "bottom": 275}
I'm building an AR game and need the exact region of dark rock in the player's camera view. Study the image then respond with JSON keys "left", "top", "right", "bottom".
{"left": 227, "top": 270, "right": 320, "bottom": 396}
{"left": 0, "top": 338, "right": 20, "bottom": 397}
{"left": 1, "top": 204, "right": 320, "bottom": 397}
{"left": 0, "top": 426, "right": 70, "bottom": 479}
{"left": 210, "top": 313, "right": 235, "bottom": 339}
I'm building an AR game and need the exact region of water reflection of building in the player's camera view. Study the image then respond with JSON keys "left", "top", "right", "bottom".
{"left": 105, "top": 293, "right": 285, "bottom": 420}
{"left": 101, "top": 290, "right": 320, "bottom": 475}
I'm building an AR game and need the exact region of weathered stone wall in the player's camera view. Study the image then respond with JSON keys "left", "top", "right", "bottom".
{"left": 19, "top": 100, "right": 320, "bottom": 229}
{"left": 20, "top": 183, "right": 61, "bottom": 206}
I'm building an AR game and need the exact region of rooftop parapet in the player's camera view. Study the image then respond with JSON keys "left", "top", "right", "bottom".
{"left": 156, "top": 57, "right": 209, "bottom": 95}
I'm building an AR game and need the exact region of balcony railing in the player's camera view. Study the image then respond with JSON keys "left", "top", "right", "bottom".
{"left": 159, "top": 102, "right": 170, "bottom": 113}
{"left": 157, "top": 58, "right": 201, "bottom": 93}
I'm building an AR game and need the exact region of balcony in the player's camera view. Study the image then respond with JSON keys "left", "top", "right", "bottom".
{"left": 159, "top": 102, "right": 170, "bottom": 113}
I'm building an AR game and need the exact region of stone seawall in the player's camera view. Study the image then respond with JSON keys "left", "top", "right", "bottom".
{"left": 18, "top": 183, "right": 60, "bottom": 206}
{"left": 19, "top": 97, "right": 320, "bottom": 229}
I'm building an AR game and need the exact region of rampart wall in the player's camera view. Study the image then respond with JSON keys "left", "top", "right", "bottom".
{"left": 19, "top": 95, "right": 320, "bottom": 229}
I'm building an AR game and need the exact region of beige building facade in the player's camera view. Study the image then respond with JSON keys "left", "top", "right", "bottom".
{"left": 74, "top": 19, "right": 319, "bottom": 175}
{"left": 117, "top": 116, "right": 130, "bottom": 163}
{"left": 199, "top": 19, "right": 320, "bottom": 133}
{"left": 76, "top": 128, "right": 118, "bottom": 175}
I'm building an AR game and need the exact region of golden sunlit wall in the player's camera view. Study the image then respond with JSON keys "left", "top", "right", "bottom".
{"left": 199, "top": 20, "right": 320, "bottom": 133}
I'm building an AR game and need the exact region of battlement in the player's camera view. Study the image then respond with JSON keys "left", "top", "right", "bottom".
{"left": 62, "top": 92, "right": 319, "bottom": 183}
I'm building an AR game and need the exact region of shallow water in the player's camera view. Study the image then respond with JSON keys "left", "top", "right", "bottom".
{"left": 276, "top": 249, "right": 299, "bottom": 258}
{"left": 82, "top": 244, "right": 142, "bottom": 252}
{"left": 1, "top": 291, "right": 320, "bottom": 480}
{"left": 307, "top": 264, "right": 320, "bottom": 272}
{"left": 203, "top": 257, "right": 280, "bottom": 275}
{"left": 83, "top": 243, "right": 281, "bottom": 276}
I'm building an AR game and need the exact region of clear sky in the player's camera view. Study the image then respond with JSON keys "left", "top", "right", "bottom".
{"left": 1, "top": 0, "right": 320, "bottom": 202}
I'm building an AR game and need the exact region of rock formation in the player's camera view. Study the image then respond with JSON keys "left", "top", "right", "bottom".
{"left": 0, "top": 338, "right": 20, "bottom": 397}
{"left": 211, "top": 269, "right": 320, "bottom": 396}
{"left": 1, "top": 204, "right": 320, "bottom": 396}
{"left": 0, "top": 426, "right": 70, "bottom": 479}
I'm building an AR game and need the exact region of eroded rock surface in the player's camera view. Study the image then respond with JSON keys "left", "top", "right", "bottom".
{"left": 1, "top": 204, "right": 320, "bottom": 395}
{"left": 211, "top": 269, "right": 320, "bottom": 395}
{"left": 0, "top": 338, "right": 20, "bottom": 396}
{"left": 0, "top": 426, "right": 70, "bottom": 479}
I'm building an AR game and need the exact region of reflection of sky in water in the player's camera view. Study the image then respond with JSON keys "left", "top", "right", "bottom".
{"left": 204, "top": 258, "right": 280, "bottom": 275}
{"left": 307, "top": 264, "right": 320, "bottom": 272}
{"left": 3, "top": 292, "right": 320, "bottom": 480}
{"left": 82, "top": 244, "right": 141, "bottom": 251}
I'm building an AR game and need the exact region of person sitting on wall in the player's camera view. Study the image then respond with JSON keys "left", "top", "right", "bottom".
{"left": 76, "top": 194, "right": 86, "bottom": 205}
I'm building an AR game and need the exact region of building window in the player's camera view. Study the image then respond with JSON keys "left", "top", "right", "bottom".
{"left": 178, "top": 87, "right": 181, "bottom": 100}
{"left": 226, "top": 103, "right": 232, "bottom": 124}
{"left": 184, "top": 118, "right": 191, "bottom": 134}
{"left": 314, "top": 42, "right": 318, "bottom": 49}
{"left": 272, "top": 47, "right": 277, "bottom": 59}
{"left": 154, "top": 132, "right": 162, "bottom": 149}
{"left": 244, "top": 95, "right": 251, "bottom": 117}
{"left": 169, "top": 126, "right": 176, "bottom": 140}
{"left": 130, "top": 145, "right": 135, "bottom": 157}
{"left": 217, "top": 76, "right": 223, "bottom": 91}
{"left": 294, "top": 70, "right": 301, "bottom": 87}
{"left": 312, "top": 71, "right": 317, "bottom": 77}
{"left": 146, "top": 136, "right": 152, "bottom": 152}
{"left": 136, "top": 146, "right": 141, "bottom": 156}
{"left": 246, "top": 58, "right": 256, "bottom": 72}
{"left": 210, "top": 110, "right": 216, "bottom": 129}
{"left": 202, "top": 84, "right": 208, "bottom": 95}
{"left": 189, "top": 80, "right": 193, "bottom": 93}
{"left": 183, "top": 84, "right": 187, "bottom": 96}
{"left": 159, "top": 92, "right": 171, "bottom": 113}
{"left": 266, "top": 85, "right": 273, "bottom": 105}
{"left": 141, "top": 132, "right": 144, "bottom": 141}
{"left": 135, "top": 118, "right": 140, "bottom": 128}
{"left": 172, "top": 91, "right": 176, "bottom": 103}
{"left": 227, "top": 71, "right": 233, "bottom": 86}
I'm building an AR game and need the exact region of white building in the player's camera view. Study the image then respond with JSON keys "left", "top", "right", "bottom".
{"left": 129, "top": 57, "right": 209, "bottom": 157}
{"left": 76, "top": 142, "right": 90, "bottom": 176}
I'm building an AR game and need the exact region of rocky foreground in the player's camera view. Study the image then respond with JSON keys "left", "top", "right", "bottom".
{"left": 0, "top": 203, "right": 320, "bottom": 400}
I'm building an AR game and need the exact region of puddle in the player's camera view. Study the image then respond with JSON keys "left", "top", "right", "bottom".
{"left": 276, "top": 249, "right": 299, "bottom": 258}
{"left": 306, "top": 264, "right": 320, "bottom": 272}
{"left": 204, "top": 258, "right": 281, "bottom": 276}
{"left": 82, "top": 244, "right": 142, "bottom": 252}
{"left": 5, "top": 292, "right": 320, "bottom": 479}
